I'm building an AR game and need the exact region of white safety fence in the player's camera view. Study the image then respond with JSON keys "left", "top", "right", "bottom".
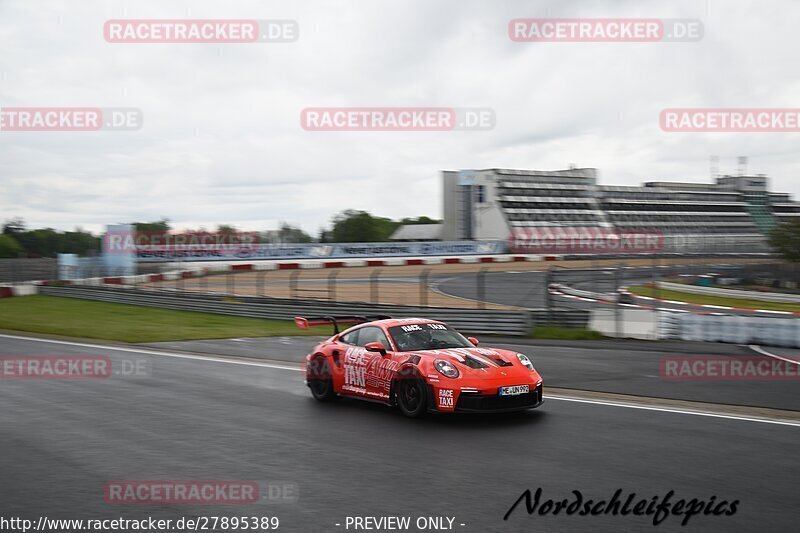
{"left": 589, "top": 307, "right": 800, "bottom": 347}
{"left": 0, "top": 283, "right": 39, "bottom": 297}
{"left": 661, "top": 312, "right": 800, "bottom": 347}
{"left": 588, "top": 308, "right": 659, "bottom": 340}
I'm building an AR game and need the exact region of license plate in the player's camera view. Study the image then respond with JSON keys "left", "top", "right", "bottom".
{"left": 499, "top": 385, "right": 529, "bottom": 396}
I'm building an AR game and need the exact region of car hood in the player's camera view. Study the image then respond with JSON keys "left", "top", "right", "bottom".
{"left": 409, "top": 347, "right": 530, "bottom": 374}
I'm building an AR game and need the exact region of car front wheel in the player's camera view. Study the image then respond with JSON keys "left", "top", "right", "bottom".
{"left": 396, "top": 375, "right": 428, "bottom": 418}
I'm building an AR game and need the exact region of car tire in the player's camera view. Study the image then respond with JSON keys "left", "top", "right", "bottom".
{"left": 395, "top": 373, "right": 428, "bottom": 418}
{"left": 307, "top": 357, "right": 338, "bottom": 402}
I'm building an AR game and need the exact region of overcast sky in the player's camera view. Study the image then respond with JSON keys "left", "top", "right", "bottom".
{"left": 1, "top": 0, "right": 798, "bottom": 235}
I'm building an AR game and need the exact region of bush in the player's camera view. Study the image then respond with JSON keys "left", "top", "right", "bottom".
{"left": 0, "top": 234, "right": 23, "bottom": 258}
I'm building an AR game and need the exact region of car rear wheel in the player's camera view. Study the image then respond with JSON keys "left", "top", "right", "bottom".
{"left": 396, "top": 375, "right": 427, "bottom": 418}
{"left": 307, "top": 357, "right": 338, "bottom": 402}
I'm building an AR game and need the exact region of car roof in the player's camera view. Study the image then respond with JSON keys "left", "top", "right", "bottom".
{"left": 372, "top": 318, "right": 445, "bottom": 328}
{"left": 340, "top": 317, "right": 445, "bottom": 333}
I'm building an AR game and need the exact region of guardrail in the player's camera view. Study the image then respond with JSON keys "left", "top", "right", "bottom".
{"left": 0, "top": 258, "right": 57, "bottom": 284}
{"left": 658, "top": 281, "right": 800, "bottom": 304}
{"left": 552, "top": 283, "right": 619, "bottom": 302}
{"left": 39, "top": 286, "right": 593, "bottom": 336}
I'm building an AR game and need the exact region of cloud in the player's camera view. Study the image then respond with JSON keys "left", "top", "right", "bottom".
{"left": 1, "top": 0, "right": 798, "bottom": 234}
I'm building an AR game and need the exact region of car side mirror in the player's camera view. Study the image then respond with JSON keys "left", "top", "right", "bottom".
{"left": 365, "top": 341, "right": 387, "bottom": 355}
{"left": 468, "top": 337, "right": 479, "bottom": 346}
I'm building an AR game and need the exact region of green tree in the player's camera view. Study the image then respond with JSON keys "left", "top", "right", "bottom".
{"left": 2, "top": 217, "right": 26, "bottom": 235}
{"left": 331, "top": 210, "right": 399, "bottom": 242}
{"left": 14, "top": 228, "right": 59, "bottom": 257}
{"left": 16, "top": 229, "right": 92, "bottom": 257}
{"left": 134, "top": 219, "right": 171, "bottom": 232}
{"left": 0, "top": 220, "right": 100, "bottom": 258}
{"left": 0, "top": 234, "right": 24, "bottom": 258}
{"left": 59, "top": 229, "right": 101, "bottom": 255}
{"left": 769, "top": 219, "right": 800, "bottom": 263}
{"left": 134, "top": 219, "right": 170, "bottom": 247}
{"left": 277, "top": 223, "right": 312, "bottom": 243}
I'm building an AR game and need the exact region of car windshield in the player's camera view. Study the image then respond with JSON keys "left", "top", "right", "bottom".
{"left": 388, "top": 323, "right": 473, "bottom": 352}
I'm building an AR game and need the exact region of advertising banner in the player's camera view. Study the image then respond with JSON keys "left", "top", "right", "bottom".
{"left": 132, "top": 240, "right": 506, "bottom": 262}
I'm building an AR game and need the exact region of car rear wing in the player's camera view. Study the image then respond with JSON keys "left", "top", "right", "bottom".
{"left": 293, "top": 315, "right": 393, "bottom": 335}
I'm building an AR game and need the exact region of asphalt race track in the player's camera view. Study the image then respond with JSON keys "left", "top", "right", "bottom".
{"left": 433, "top": 265, "right": 672, "bottom": 309}
{"left": 2, "top": 333, "right": 798, "bottom": 532}
{"left": 434, "top": 264, "right": 789, "bottom": 316}
{"left": 140, "top": 336, "right": 800, "bottom": 412}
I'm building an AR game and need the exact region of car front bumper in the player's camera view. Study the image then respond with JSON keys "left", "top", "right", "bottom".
{"left": 428, "top": 383, "right": 544, "bottom": 413}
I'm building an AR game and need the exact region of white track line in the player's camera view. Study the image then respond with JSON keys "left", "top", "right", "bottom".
{"left": 2, "top": 333, "right": 797, "bottom": 427}
{"left": 748, "top": 344, "right": 800, "bottom": 366}
{"left": 0, "top": 333, "right": 301, "bottom": 372}
{"left": 547, "top": 395, "right": 800, "bottom": 428}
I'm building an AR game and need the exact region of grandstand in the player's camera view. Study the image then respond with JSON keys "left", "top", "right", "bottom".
{"left": 441, "top": 167, "right": 800, "bottom": 253}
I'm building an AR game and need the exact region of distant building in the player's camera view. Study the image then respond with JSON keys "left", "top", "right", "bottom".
{"left": 441, "top": 167, "right": 800, "bottom": 253}
{"left": 390, "top": 223, "right": 442, "bottom": 241}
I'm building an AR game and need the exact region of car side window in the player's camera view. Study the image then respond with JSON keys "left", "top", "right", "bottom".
{"left": 356, "top": 326, "right": 392, "bottom": 350}
{"left": 339, "top": 329, "right": 359, "bottom": 345}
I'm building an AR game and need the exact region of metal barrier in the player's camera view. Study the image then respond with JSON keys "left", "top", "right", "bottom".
{"left": 0, "top": 258, "right": 57, "bottom": 284}
{"left": 658, "top": 281, "right": 800, "bottom": 304}
{"left": 39, "top": 285, "right": 560, "bottom": 336}
{"left": 552, "top": 283, "right": 618, "bottom": 302}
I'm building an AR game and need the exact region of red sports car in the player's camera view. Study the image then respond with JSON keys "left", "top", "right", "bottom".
{"left": 295, "top": 315, "right": 543, "bottom": 418}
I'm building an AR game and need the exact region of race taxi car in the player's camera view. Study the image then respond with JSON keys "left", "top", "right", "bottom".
{"left": 295, "top": 315, "right": 543, "bottom": 418}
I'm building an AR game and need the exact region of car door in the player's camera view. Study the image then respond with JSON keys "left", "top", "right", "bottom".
{"left": 353, "top": 326, "right": 398, "bottom": 401}
{"left": 338, "top": 327, "right": 369, "bottom": 396}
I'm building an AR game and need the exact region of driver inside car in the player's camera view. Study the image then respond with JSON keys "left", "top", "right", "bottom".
{"left": 395, "top": 329, "right": 447, "bottom": 351}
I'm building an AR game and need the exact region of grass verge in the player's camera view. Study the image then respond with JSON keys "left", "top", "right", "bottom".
{"left": 628, "top": 285, "right": 800, "bottom": 313}
{"left": 0, "top": 295, "right": 330, "bottom": 343}
{"left": 529, "top": 325, "right": 605, "bottom": 340}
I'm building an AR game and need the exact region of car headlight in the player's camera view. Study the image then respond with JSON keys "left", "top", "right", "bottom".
{"left": 434, "top": 359, "right": 460, "bottom": 378}
{"left": 516, "top": 353, "right": 535, "bottom": 371}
